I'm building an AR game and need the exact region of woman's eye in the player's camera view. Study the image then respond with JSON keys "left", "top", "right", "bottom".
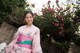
{"left": 25, "top": 17, "right": 28, "bottom": 19}
{"left": 25, "top": 16, "right": 33, "bottom": 19}
{"left": 30, "top": 16, "right": 33, "bottom": 18}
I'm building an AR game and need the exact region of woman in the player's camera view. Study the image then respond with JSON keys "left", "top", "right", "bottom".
{"left": 5, "top": 11, "right": 43, "bottom": 53}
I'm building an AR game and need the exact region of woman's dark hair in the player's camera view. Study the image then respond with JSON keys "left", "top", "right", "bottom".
{"left": 24, "top": 11, "right": 34, "bottom": 18}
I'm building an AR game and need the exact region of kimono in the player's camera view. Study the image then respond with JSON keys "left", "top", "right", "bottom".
{"left": 5, "top": 25, "right": 43, "bottom": 53}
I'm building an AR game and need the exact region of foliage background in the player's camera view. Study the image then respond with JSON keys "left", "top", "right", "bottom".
{"left": 0, "top": 0, "right": 80, "bottom": 53}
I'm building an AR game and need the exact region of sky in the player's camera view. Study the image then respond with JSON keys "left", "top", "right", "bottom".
{"left": 27, "top": 0, "right": 67, "bottom": 13}
{"left": 27, "top": 0, "right": 77, "bottom": 14}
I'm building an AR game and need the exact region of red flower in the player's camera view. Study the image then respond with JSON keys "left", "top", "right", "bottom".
{"left": 56, "top": 15, "right": 63, "bottom": 19}
{"left": 48, "top": 0, "right": 51, "bottom": 3}
{"left": 42, "top": 8, "right": 46, "bottom": 15}
{"left": 52, "top": 8, "right": 55, "bottom": 13}
{"left": 59, "top": 31, "right": 63, "bottom": 35}
{"left": 56, "top": 0, "right": 59, "bottom": 3}
{"left": 48, "top": 8, "right": 55, "bottom": 13}
{"left": 48, "top": 8, "right": 52, "bottom": 12}
{"left": 34, "top": 12, "right": 37, "bottom": 17}
{"left": 59, "top": 7, "right": 63, "bottom": 10}
{"left": 60, "top": 24, "right": 64, "bottom": 27}
{"left": 52, "top": 22, "right": 59, "bottom": 26}
{"left": 59, "top": 27, "right": 64, "bottom": 31}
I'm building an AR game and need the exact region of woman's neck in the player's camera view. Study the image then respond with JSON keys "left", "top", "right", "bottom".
{"left": 26, "top": 24, "right": 33, "bottom": 27}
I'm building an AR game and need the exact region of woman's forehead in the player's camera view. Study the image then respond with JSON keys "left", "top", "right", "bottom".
{"left": 26, "top": 13, "right": 33, "bottom": 17}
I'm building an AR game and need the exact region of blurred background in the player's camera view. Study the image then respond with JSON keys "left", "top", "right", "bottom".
{"left": 0, "top": 0, "right": 80, "bottom": 53}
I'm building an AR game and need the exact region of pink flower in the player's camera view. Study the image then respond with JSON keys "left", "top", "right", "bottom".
{"left": 56, "top": 8, "right": 60, "bottom": 11}
{"left": 56, "top": 7, "right": 63, "bottom": 11}
{"left": 56, "top": 0, "right": 59, "bottom": 3}
{"left": 34, "top": 13, "right": 37, "bottom": 16}
{"left": 60, "top": 24, "right": 64, "bottom": 27}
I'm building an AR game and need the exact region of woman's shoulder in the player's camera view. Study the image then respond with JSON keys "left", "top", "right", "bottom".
{"left": 17, "top": 25, "right": 26, "bottom": 30}
{"left": 33, "top": 25, "right": 40, "bottom": 31}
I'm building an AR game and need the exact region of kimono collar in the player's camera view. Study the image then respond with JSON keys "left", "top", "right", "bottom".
{"left": 26, "top": 24, "right": 34, "bottom": 28}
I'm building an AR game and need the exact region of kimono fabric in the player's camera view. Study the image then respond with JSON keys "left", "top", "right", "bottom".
{"left": 5, "top": 25, "right": 43, "bottom": 53}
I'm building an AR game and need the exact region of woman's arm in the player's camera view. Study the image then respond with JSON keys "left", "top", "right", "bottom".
{"left": 32, "top": 28, "right": 43, "bottom": 53}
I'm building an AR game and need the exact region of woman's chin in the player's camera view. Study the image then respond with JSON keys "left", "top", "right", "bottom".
{"left": 27, "top": 23, "right": 32, "bottom": 26}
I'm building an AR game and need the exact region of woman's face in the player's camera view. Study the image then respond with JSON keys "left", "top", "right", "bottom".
{"left": 25, "top": 13, "right": 34, "bottom": 25}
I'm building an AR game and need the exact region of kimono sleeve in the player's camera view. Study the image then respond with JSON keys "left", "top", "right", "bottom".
{"left": 5, "top": 27, "right": 21, "bottom": 53}
{"left": 32, "top": 28, "right": 43, "bottom": 53}
{"left": 12, "top": 27, "right": 20, "bottom": 41}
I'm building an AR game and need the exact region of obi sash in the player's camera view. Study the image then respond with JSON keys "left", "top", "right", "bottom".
{"left": 16, "top": 34, "right": 33, "bottom": 49}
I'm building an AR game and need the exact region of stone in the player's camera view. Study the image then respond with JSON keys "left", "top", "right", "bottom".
{"left": 0, "top": 22, "right": 17, "bottom": 44}
{"left": 68, "top": 43, "right": 80, "bottom": 53}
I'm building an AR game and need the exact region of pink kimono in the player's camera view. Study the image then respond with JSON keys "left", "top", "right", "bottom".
{"left": 5, "top": 25, "right": 43, "bottom": 53}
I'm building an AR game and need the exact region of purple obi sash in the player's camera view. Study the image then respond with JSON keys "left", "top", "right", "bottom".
{"left": 16, "top": 34, "right": 33, "bottom": 49}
